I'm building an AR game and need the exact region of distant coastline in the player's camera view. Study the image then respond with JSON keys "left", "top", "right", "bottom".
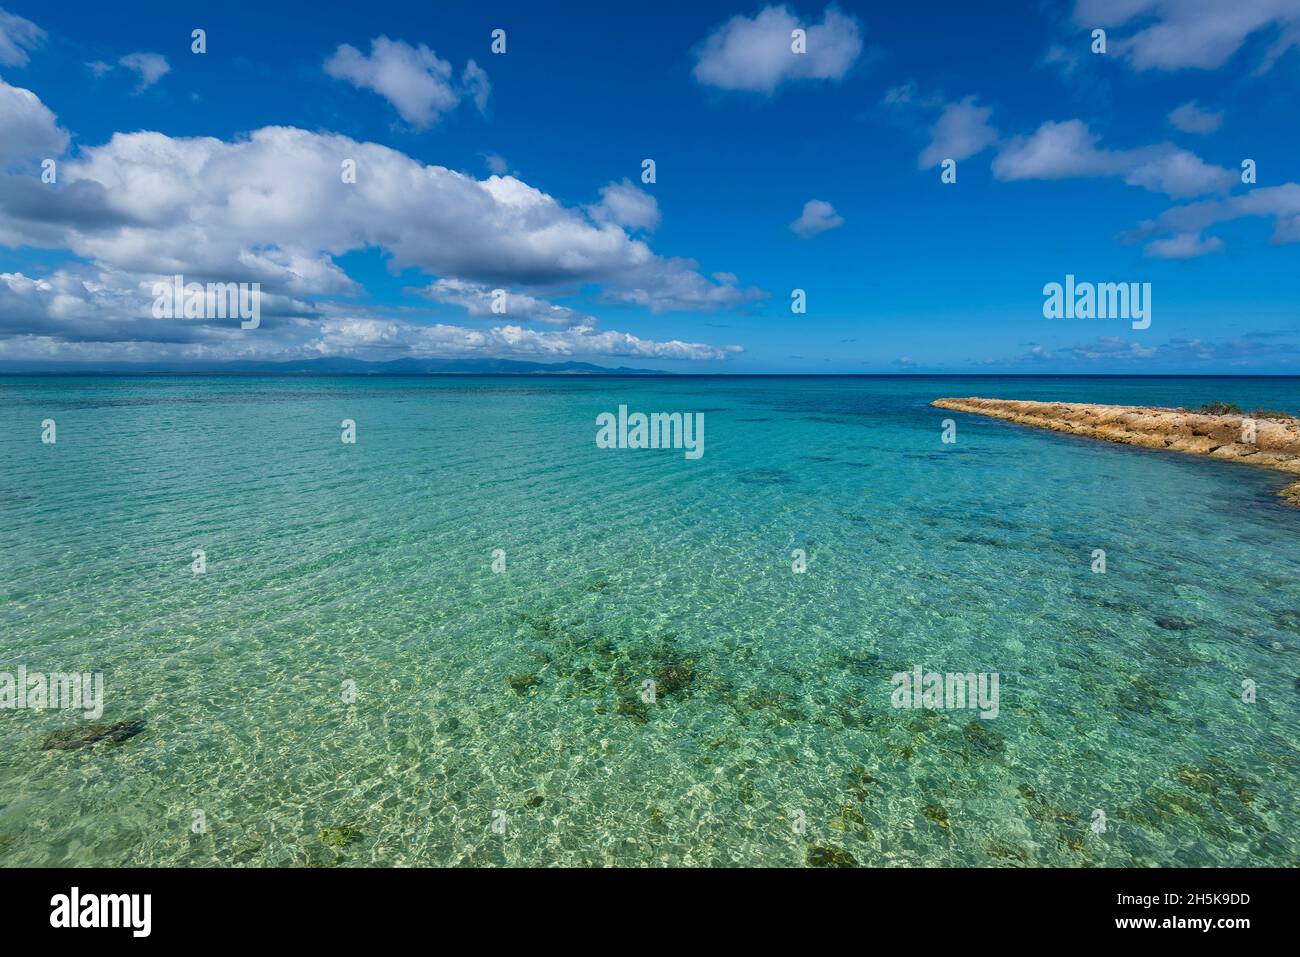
{"left": 0, "top": 358, "right": 667, "bottom": 376}
{"left": 3, "top": 361, "right": 1300, "bottom": 378}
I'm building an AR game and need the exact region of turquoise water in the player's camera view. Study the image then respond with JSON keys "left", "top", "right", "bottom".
{"left": 1, "top": 375, "right": 1297, "bottom": 867}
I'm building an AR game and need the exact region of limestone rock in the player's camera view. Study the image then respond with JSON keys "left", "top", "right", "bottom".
{"left": 931, "top": 397, "right": 1300, "bottom": 509}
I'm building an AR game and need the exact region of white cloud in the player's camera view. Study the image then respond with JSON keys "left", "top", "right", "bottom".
{"left": 325, "top": 37, "right": 487, "bottom": 129}
{"left": 589, "top": 179, "right": 661, "bottom": 232}
{"left": 692, "top": 4, "right": 863, "bottom": 94}
{"left": 416, "top": 278, "right": 595, "bottom": 327}
{"left": 0, "top": 8, "right": 43, "bottom": 67}
{"left": 483, "top": 153, "right": 509, "bottom": 175}
{"left": 1040, "top": 43, "right": 1081, "bottom": 78}
{"left": 311, "top": 317, "right": 741, "bottom": 361}
{"left": 789, "top": 199, "right": 844, "bottom": 238}
{"left": 994, "top": 119, "right": 1124, "bottom": 180}
{"left": 992, "top": 119, "right": 1235, "bottom": 197}
{"left": 1125, "top": 183, "right": 1300, "bottom": 256}
{"left": 0, "top": 77, "right": 69, "bottom": 167}
{"left": 1073, "top": 0, "right": 1300, "bottom": 72}
{"left": 600, "top": 257, "right": 765, "bottom": 313}
{"left": 118, "top": 52, "right": 171, "bottom": 92}
{"left": 0, "top": 86, "right": 754, "bottom": 362}
{"left": 1144, "top": 232, "right": 1224, "bottom": 259}
{"left": 461, "top": 60, "right": 490, "bottom": 113}
{"left": 0, "top": 271, "right": 740, "bottom": 362}
{"left": 24, "top": 127, "right": 661, "bottom": 289}
{"left": 880, "top": 84, "right": 998, "bottom": 169}
{"left": 0, "top": 265, "right": 313, "bottom": 345}
{"left": 918, "top": 96, "right": 998, "bottom": 168}
{"left": 1167, "top": 100, "right": 1224, "bottom": 134}
{"left": 1124, "top": 148, "right": 1234, "bottom": 197}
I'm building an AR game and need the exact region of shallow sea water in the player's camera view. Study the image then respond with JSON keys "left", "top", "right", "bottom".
{"left": 1, "top": 375, "right": 1297, "bottom": 866}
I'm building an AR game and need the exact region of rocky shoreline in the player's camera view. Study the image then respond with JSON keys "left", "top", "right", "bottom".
{"left": 931, "top": 397, "right": 1300, "bottom": 508}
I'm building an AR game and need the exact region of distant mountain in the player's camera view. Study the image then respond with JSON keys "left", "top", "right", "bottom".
{"left": 0, "top": 357, "right": 668, "bottom": 375}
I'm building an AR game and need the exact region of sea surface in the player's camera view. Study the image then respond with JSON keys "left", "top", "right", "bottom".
{"left": 1, "top": 374, "right": 1297, "bottom": 867}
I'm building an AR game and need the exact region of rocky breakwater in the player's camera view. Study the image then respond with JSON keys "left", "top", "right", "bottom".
{"left": 930, "top": 397, "right": 1300, "bottom": 508}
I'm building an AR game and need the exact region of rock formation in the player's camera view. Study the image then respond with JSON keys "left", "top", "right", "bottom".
{"left": 931, "top": 397, "right": 1300, "bottom": 507}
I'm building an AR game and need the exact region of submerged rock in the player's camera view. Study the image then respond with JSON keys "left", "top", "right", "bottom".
{"left": 963, "top": 719, "right": 1006, "bottom": 756}
{"left": 1154, "top": 616, "right": 1195, "bottom": 631}
{"left": 508, "top": 673, "right": 540, "bottom": 696}
{"left": 806, "top": 845, "right": 858, "bottom": 867}
{"left": 1283, "top": 481, "right": 1300, "bottom": 506}
{"left": 985, "top": 839, "right": 1035, "bottom": 865}
{"left": 845, "top": 765, "right": 880, "bottom": 801}
{"left": 655, "top": 660, "right": 696, "bottom": 696}
{"left": 614, "top": 694, "right": 649, "bottom": 723}
{"left": 923, "top": 803, "right": 951, "bottom": 829}
{"left": 319, "top": 825, "right": 363, "bottom": 848}
{"left": 830, "top": 805, "right": 866, "bottom": 833}
{"left": 739, "top": 469, "right": 796, "bottom": 485}
{"left": 41, "top": 718, "right": 145, "bottom": 751}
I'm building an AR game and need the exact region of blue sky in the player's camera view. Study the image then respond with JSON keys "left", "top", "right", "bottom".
{"left": 1, "top": 0, "right": 1299, "bottom": 372}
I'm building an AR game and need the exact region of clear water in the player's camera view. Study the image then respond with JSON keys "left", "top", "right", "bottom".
{"left": 1, "top": 375, "right": 1297, "bottom": 867}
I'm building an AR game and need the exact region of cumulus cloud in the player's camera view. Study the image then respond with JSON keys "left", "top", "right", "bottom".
{"left": 589, "top": 179, "right": 660, "bottom": 232}
{"left": 0, "top": 85, "right": 753, "bottom": 362}
{"left": 992, "top": 119, "right": 1235, "bottom": 198}
{"left": 0, "top": 77, "right": 69, "bottom": 167}
{"left": 1123, "top": 183, "right": 1300, "bottom": 257}
{"left": 415, "top": 278, "right": 595, "bottom": 327}
{"left": 789, "top": 199, "right": 843, "bottom": 238}
{"left": 1167, "top": 100, "right": 1224, "bottom": 134}
{"left": 9, "top": 126, "right": 738, "bottom": 294}
{"left": 917, "top": 96, "right": 998, "bottom": 168}
{"left": 0, "top": 8, "right": 43, "bottom": 67}
{"left": 325, "top": 37, "right": 488, "bottom": 129}
{"left": 1143, "top": 232, "right": 1224, "bottom": 259}
{"left": 692, "top": 4, "right": 863, "bottom": 94}
{"left": 600, "top": 258, "right": 766, "bottom": 313}
{"left": 311, "top": 317, "right": 741, "bottom": 361}
{"left": 1073, "top": 0, "right": 1300, "bottom": 72}
{"left": 118, "top": 52, "right": 171, "bottom": 92}
{"left": 0, "top": 273, "right": 739, "bottom": 363}
{"left": 880, "top": 83, "right": 997, "bottom": 169}
{"left": 0, "top": 265, "right": 314, "bottom": 347}
{"left": 993, "top": 120, "right": 1119, "bottom": 180}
